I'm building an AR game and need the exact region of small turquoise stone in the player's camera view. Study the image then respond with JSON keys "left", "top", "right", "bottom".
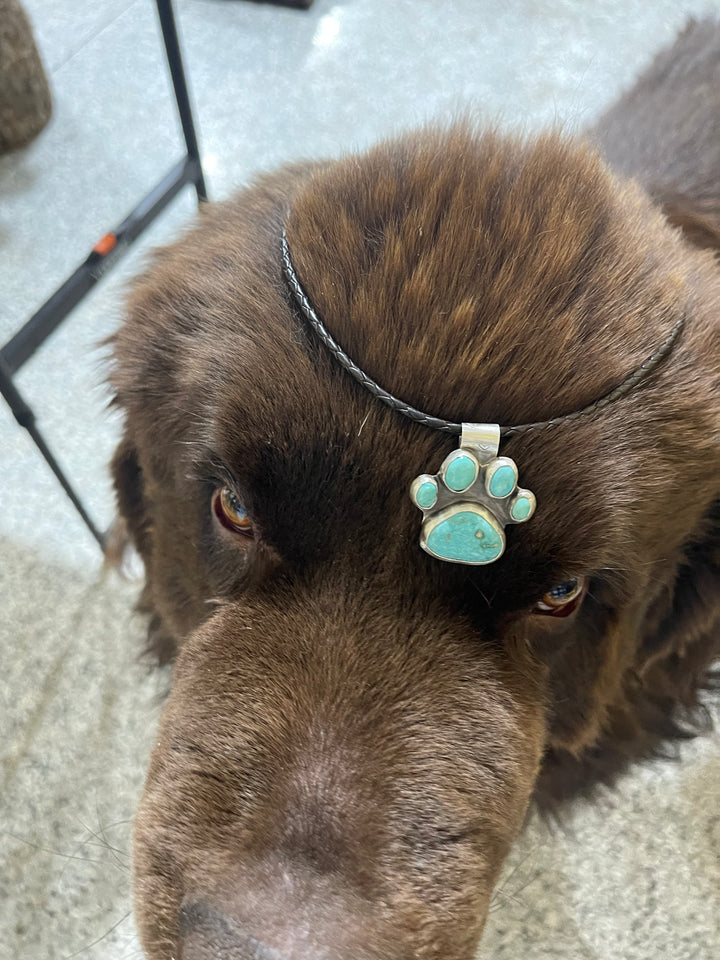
{"left": 445, "top": 454, "right": 478, "bottom": 492}
{"left": 416, "top": 480, "right": 438, "bottom": 509}
{"left": 488, "top": 463, "right": 516, "bottom": 498}
{"left": 511, "top": 495, "right": 532, "bottom": 521}
{"left": 425, "top": 508, "right": 504, "bottom": 564}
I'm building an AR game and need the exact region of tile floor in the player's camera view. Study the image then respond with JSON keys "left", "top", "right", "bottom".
{"left": 1, "top": 1, "right": 719, "bottom": 958}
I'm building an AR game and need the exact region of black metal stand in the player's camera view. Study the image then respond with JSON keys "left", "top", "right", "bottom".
{"left": 0, "top": 0, "right": 206, "bottom": 551}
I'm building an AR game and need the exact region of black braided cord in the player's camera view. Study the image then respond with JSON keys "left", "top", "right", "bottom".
{"left": 281, "top": 228, "right": 684, "bottom": 439}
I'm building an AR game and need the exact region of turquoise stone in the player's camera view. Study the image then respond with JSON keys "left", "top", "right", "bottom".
{"left": 488, "top": 463, "right": 516, "bottom": 498}
{"left": 510, "top": 494, "right": 532, "bottom": 521}
{"left": 416, "top": 480, "right": 438, "bottom": 509}
{"left": 425, "top": 507, "right": 504, "bottom": 564}
{"left": 445, "top": 454, "right": 478, "bottom": 492}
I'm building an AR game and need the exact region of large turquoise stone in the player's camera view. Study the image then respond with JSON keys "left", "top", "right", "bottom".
{"left": 425, "top": 506, "right": 504, "bottom": 564}
{"left": 487, "top": 462, "right": 517, "bottom": 498}
{"left": 445, "top": 453, "right": 478, "bottom": 492}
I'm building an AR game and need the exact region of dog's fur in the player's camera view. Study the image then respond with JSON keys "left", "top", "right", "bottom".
{"left": 110, "top": 20, "right": 720, "bottom": 960}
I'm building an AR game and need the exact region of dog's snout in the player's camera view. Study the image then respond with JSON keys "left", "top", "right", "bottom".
{"left": 134, "top": 594, "right": 545, "bottom": 960}
{"left": 179, "top": 901, "right": 286, "bottom": 960}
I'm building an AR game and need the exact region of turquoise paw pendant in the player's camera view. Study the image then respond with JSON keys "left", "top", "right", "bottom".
{"left": 410, "top": 424, "right": 536, "bottom": 565}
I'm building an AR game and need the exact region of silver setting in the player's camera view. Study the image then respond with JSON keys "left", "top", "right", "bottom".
{"left": 410, "top": 422, "right": 537, "bottom": 565}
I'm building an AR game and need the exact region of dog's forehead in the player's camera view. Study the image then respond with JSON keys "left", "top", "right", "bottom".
{"left": 282, "top": 125, "right": 689, "bottom": 431}
{"left": 124, "top": 123, "right": 689, "bottom": 449}
{"left": 194, "top": 126, "right": 697, "bottom": 584}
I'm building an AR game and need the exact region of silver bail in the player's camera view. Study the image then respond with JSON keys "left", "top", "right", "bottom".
{"left": 460, "top": 422, "right": 500, "bottom": 464}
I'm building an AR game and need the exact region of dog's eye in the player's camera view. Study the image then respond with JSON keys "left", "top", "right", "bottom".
{"left": 213, "top": 486, "right": 254, "bottom": 538}
{"left": 534, "top": 577, "right": 586, "bottom": 616}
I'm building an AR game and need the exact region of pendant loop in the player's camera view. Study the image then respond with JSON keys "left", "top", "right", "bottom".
{"left": 460, "top": 423, "right": 500, "bottom": 464}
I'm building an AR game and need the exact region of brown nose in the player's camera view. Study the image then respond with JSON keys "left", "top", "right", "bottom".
{"left": 179, "top": 902, "right": 287, "bottom": 960}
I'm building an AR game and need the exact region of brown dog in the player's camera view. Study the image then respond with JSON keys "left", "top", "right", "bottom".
{"left": 110, "top": 19, "right": 720, "bottom": 960}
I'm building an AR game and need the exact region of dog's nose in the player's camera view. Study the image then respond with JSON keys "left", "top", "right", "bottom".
{"left": 178, "top": 901, "right": 286, "bottom": 960}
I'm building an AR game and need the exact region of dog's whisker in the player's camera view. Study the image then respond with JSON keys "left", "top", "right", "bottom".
{"left": 5, "top": 830, "right": 126, "bottom": 871}
{"left": 77, "top": 815, "right": 131, "bottom": 865}
{"left": 62, "top": 911, "right": 132, "bottom": 960}
{"left": 489, "top": 842, "right": 546, "bottom": 915}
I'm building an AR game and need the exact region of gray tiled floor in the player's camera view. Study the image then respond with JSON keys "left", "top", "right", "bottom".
{"left": 1, "top": 1, "right": 719, "bottom": 958}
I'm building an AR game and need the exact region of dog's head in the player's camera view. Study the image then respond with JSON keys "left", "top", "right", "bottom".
{"left": 111, "top": 127, "right": 720, "bottom": 959}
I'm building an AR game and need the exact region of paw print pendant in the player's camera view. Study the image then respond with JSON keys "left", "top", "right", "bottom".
{"left": 410, "top": 424, "right": 536, "bottom": 565}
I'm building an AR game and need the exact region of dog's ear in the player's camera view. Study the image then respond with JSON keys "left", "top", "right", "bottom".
{"left": 108, "top": 433, "right": 151, "bottom": 564}
{"left": 637, "top": 499, "right": 720, "bottom": 687}
{"left": 656, "top": 191, "right": 720, "bottom": 254}
{"left": 535, "top": 501, "right": 720, "bottom": 810}
{"left": 108, "top": 435, "right": 179, "bottom": 664}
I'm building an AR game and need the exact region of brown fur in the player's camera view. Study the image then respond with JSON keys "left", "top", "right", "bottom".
{"left": 109, "top": 20, "right": 720, "bottom": 960}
